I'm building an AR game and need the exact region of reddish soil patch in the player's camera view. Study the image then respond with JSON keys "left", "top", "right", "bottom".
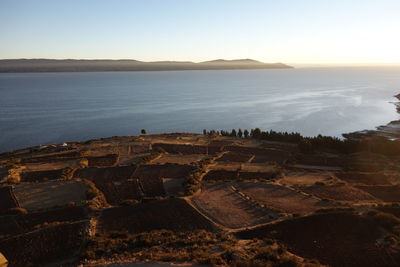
{"left": 98, "top": 198, "right": 214, "bottom": 234}
{"left": 280, "top": 170, "right": 333, "bottom": 186}
{"left": 296, "top": 154, "right": 344, "bottom": 167}
{"left": 0, "top": 186, "right": 19, "bottom": 213}
{"left": 236, "top": 212, "right": 400, "bottom": 267}
{"left": 134, "top": 164, "right": 196, "bottom": 179}
{"left": 234, "top": 182, "right": 332, "bottom": 214}
{"left": 21, "top": 151, "right": 80, "bottom": 163}
{"left": 74, "top": 166, "right": 136, "bottom": 181}
{"left": 224, "top": 146, "right": 270, "bottom": 155}
{"left": 86, "top": 154, "right": 118, "bottom": 167}
{"left": 203, "top": 170, "right": 277, "bottom": 182}
{"left": 152, "top": 154, "right": 206, "bottom": 164}
{"left": 191, "top": 183, "right": 279, "bottom": 229}
{"left": 224, "top": 146, "right": 291, "bottom": 164}
{"left": 0, "top": 206, "right": 87, "bottom": 237}
{"left": 208, "top": 140, "right": 234, "bottom": 147}
{"left": 356, "top": 185, "right": 400, "bottom": 202}
{"left": 139, "top": 176, "right": 165, "bottom": 197}
{"left": 336, "top": 171, "right": 393, "bottom": 185}
{"left": 153, "top": 143, "right": 206, "bottom": 154}
{"left": 260, "top": 141, "right": 299, "bottom": 152}
{"left": 347, "top": 152, "right": 389, "bottom": 171}
{"left": 203, "top": 170, "right": 239, "bottom": 181}
{"left": 216, "top": 152, "right": 253, "bottom": 163}
{"left": 21, "top": 169, "right": 65, "bottom": 182}
{"left": 298, "top": 183, "right": 377, "bottom": 202}
{"left": 74, "top": 166, "right": 139, "bottom": 204}
{"left": 376, "top": 206, "right": 400, "bottom": 218}
{"left": 0, "top": 221, "right": 87, "bottom": 267}
{"left": 237, "top": 171, "right": 278, "bottom": 180}
{"left": 13, "top": 180, "right": 87, "bottom": 211}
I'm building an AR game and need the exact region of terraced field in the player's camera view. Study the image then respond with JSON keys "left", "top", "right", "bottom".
{"left": 0, "top": 133, "right": 399, "bottom": 266}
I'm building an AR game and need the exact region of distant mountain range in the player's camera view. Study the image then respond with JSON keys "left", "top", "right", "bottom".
{"left": 0, "top": 59, "right": 292, "bottom": 72}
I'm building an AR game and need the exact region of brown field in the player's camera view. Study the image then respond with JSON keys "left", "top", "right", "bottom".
{"left": 73, "top": 166, "right": 136, "bottom": 180}
{"left": 216, "top": 152, "right": 253, "bottom": 162}
{"left": 280, "top": 170, "right": 335, "bottom": 186}
{"left": 336, "top": 171, "right": 394, "bottom": 185}
{"left": 152, "top": 143, "right": 210, "bottom": 154}
{"left": 73, "top": 166, "right": 140, "bottom": 204}
{"left": 20, "top": 168, "right": 65, "bottom": 182}
{"left": 376, "top": 206, "right": 400, "bottom": 218}
{"left": 21, "top": 151, "right": 81, "bottom": 164}
{"left": 203, "top": 168, "right": 278, "bottom": 182}
{"left": 162, "top": 178, "right": 184, "bottom": 196}
{"left": 191, "top": 183, "right": 280, "bottom": 229}
{"left": 259, "top": 140, "right": 299, "bottom": 152}
{"left": 0, "top": 206, "right": 87, "bottom": 237}
{"left": 0, "top": 221, "right": 87, "bottom": 267}
{"left": 151, "top": 153, "right": 206, "bottom": 164}
{"left": 86, "top": 154, "right": 118, "bottom": 167}
{"left": 98, "top": 198, "right": 215, "bottom": 234}
{"left": 202, "top": 170, "right": 238, "bottom": 181}
{"left": 0, "top": 186, "right": 20, "bottom": 213}
{"left": 297, "top": 183, "right": 377, "bottom": 202}
{"left": 133, "top": 164, "right": 196, "bottom": 179}
{"left": 24, "top": 158, "right": 82, "bottom": 171}
{"left": 233, "top": 182, "right": 335, "bottom": 214}
{"left": 2, "top": 134, "right": 399, "bottom": 266}
{"left": 235, "top": 212, "right": 400, "bottom": 267}
{"left": 295, "top": 153, "right": 344, "bottom": 167}
{"left": 13, "top": 180, "right": 88, "bottom": 211}
{"left": 356, "top": 185, "right": 400, "bottom": 202}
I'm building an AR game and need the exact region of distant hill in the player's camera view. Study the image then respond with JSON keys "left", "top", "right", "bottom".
{"left": 0, "top": 59, "right": 293, "bottom": 73}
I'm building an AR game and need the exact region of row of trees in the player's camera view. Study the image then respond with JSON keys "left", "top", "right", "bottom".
{"left": 203, "top": 128, "right": 400, "bottom": 156}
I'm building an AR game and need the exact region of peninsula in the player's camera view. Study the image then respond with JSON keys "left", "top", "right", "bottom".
{"left": 0, "top": 59, "right": 292, "bottom": 73}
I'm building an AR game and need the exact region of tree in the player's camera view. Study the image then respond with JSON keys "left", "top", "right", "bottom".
{"left": 238, "top": 128, "right": 243, "bottom": 138}
{"left": 231, "top": 129, "right": 237, "bottom": 137}
{"left": 141, "top": 129, "right": 147, "bottom": 134}
{"left": 203, "top": 129, "right": 207, "bottom": 135}
{"left": 244, "top": 129, "right": 249, "bottom": 138}
{"left": 252, "top": 128, "right": 261, "bottom": 139}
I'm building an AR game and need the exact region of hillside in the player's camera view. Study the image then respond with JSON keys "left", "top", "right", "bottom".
{"left": 0, "top": 58, "right": 292, "bottom": 73}
{"left": 1, "top": 132, "right": 400, "bottom": 266}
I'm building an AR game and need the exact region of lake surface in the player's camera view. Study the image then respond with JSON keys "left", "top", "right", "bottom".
{"left": 1, "top": 67, "right": 400, "bottom": 152}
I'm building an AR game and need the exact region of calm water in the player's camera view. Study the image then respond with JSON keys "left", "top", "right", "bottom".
{"left": 1, "top": 67, "right": 400, "bottom": 152}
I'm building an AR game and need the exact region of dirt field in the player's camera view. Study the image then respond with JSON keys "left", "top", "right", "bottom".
{"left": 297, "top": 183, "right": 378, "bottom": 202}
{"left": 98, "top": 198, "right": 215, "bottom": 234}
{"left": 133, "top": 164, "right": 196, "bottom": 179}
{"left": 191, "top": 183, "right": 280, "bottom": 229}
{"left": 0, "top": 186, "right": 20, "bottom": 213}
{"left": 24, "top": 158, "right": 82, "bottom": 171}
{"left": 13, "top": 180, "right": 88, "bottom": 210}
{"left": 73, "top": 166, "right": 136, "bottom": 181}
{"left": 236, "top": 212, "right": 400, "bottom": 267}
{"left": 0, "top": 206, "right": 87, "bottom": 237}
{"left": 356, "top": 185, "right": 400, "bottom": 202}
{"left": 233, "top": 182, "right": 335, "bottom": 214}
{"left": 0, "top": 221, "right": 87, "bottom": 267}
{"left": 163, "top": 178, "right": 184, "bottom": 196}
{"left": 21, "top": 169, "right": 66, "bottom": 182}
{"left": 152, "top": 154, "right": 206, "bottom": 164}
{"left": 280, "top": 170, "right": 335, "bottom": 186}
{"left": 216, "top": 152, "right": 253, "bottom": 163}
{"left": 336, "top": 171, "right": 395, "bottom": 185}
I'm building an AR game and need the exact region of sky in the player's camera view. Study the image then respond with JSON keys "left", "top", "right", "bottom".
{"left": 1, "top": 0, "right": 400, "bottom": 64}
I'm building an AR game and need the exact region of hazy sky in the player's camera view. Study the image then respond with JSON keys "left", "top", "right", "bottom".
{"left": 1, "top": 0, "right": 400, "bottom": 64}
